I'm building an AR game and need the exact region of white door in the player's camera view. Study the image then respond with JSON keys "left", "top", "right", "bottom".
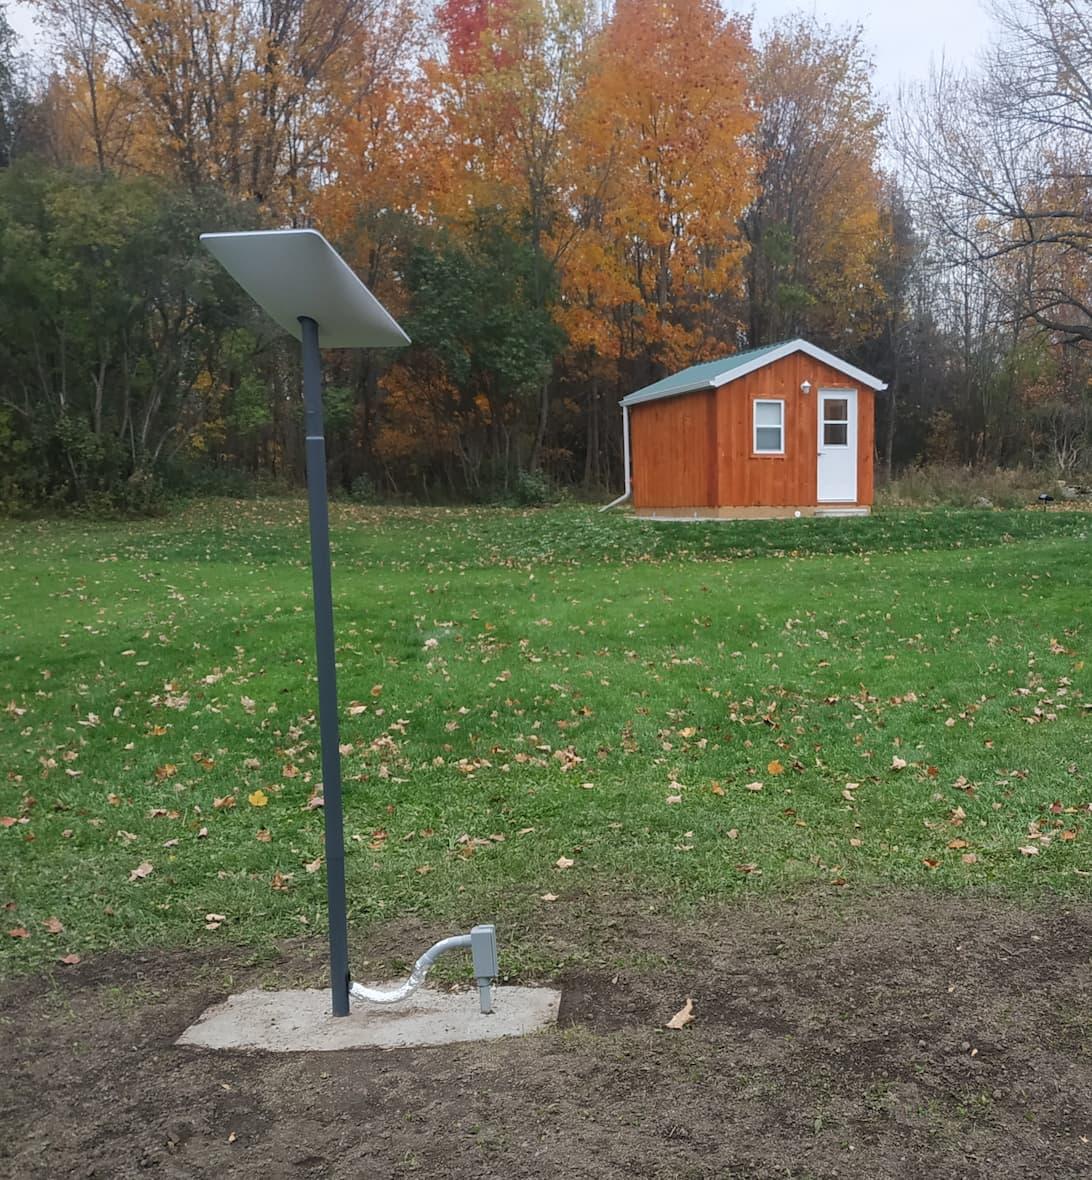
{"left": 817, "top": 389, "right": 857, "bottom": 502}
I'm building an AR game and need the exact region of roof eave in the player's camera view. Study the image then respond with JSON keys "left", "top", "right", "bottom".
{"left": 620, "top": 379, "right": 717, "bottom": 407}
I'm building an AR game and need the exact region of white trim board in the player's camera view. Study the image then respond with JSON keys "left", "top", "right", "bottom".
{"left": 620, "top": 338, "right": 887, "bottom": 408}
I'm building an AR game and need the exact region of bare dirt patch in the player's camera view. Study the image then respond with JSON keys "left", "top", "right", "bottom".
{"left": 2, "top": 890, "right": 1090, "bottom": 1179}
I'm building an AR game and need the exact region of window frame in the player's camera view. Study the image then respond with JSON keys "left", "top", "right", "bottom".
{"left": 752, "top": 398, "right": 785, "bottom": 456}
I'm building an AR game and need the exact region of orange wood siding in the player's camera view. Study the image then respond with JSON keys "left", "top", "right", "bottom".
{"left": 631, "top": 350, "right": 876, "bottom": 509}
{"left": 630, "top": 389, "right": 716, "bottom": 508}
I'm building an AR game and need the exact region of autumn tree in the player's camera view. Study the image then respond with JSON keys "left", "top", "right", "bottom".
{"left": 744, "top": 17, "right": 887, "bottom": 350}
{"left": 899, "top": 0, "right": 1092, "bottom": 346}
{"left": 567, "top": 0, "right": 757, "bottom": 388}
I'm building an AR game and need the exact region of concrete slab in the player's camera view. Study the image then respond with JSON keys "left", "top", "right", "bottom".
{"left": 176, "top": 985, "right": 561, "bottom": 1052}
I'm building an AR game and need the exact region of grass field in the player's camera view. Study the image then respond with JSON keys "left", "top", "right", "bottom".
{"left": 1, "top": 501, "right": 1090, "bottom": 976}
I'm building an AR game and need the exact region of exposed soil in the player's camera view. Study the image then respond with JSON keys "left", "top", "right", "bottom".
{"left": 2, "top": 890, "right": 1090, "bottom": 1179}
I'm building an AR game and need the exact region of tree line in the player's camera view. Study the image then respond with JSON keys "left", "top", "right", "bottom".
{"left": 0, "top": 0, "right": 1088, "bottom": 510}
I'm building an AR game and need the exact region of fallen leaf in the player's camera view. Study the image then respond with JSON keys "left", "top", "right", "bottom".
{"left": 710, "top": 783, "right": 725, "bottom": 796}
{"left": 922, "top": 858, "right": 940, "bottom": 870}
{"left": 154, "top": 763, "right": 177, "bottom": 781}
{"left": 196, "top": 826, "right": 209, "bottom": 838}
{"left": 540, "top": 892, "right": 558, "bottom": 902}
{"left": 767, "top": 760, "right": 784, "bottom": 776}
{"left": 744, "top": 781, "right": 763, "bottom": 792}
{"left": 204, "top": 913, "right": 226, "bottom": 930}
{"left": 665, "top": 794, "right": 682, "bottom": 805}
{"left": 240, "top": 696, "right": 256, "bottom": 714}
{"left": 415, "top": 864, "right": 432, "bottom": 875}
{"left": 271, "top": 869, "right": 292, "bottom": 890}
{"left": 303, "top": 857, "right": 322, "bottom": 873}
{"left": 555, "top": 856, "right": 574, "bottom": 870}
{"left": 213, "top": 795, "right": 236, "bottom": 810}
{"left": 891, "top": 756, "right": 907, "bottom": 770}
{"left": 735, "top": 863, "right": 760, "bottom": 874}
{"left": 58, "top": 953, "right": 81, "bottom": 965}
{"left": 947, "top": 838, "right": 969, "bottom": 850}
{"left": 256, "top": 828, "right": 272, "bottom": 843}
{"left": 247, "top": 789, "right": 268, "bottom": 808}
{"left": 41, "top": 916, "right": 64, "bottom": 933}
{"left": 128, "top": 861, "right": 154, "bottom": 882}
{"left": 1019, "top": 845, "right": 1039, "bottom": 856}
{"left": 665, "top": 997, "right": 695, "bottom": 1030}
{"left": 243, "top": 757, "right": 261, "bottom": 770}
{"left": 7, "top": 926, "right": 29, "bottom": 939}
{"left": 303, "top": 792, "right": 324, "bottom": 811}
{"left": 961, "top": 853, "right": 978, "bottom": 864}
{"left": 726, "top": 829, "right": 739, "bottom": 839}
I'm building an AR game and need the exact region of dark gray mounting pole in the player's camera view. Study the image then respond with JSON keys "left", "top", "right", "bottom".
{"left": 299, "top": 314, "right": 351, "bottom": 1017}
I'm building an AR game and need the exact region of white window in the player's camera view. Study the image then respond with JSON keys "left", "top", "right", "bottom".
{"left": 753, "top": 399, "right": 784, "bottom": 454}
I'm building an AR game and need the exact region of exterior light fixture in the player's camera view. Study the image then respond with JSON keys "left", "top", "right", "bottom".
{"left": 801, "top": 380, "right": 812, "bottom": 395}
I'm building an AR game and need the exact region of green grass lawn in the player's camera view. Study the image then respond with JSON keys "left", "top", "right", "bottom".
{"left": 1, "top": 501, "right": 1089, "bottom": 975}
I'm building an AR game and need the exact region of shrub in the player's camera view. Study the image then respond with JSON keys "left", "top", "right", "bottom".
{"left": 877, "top": 464, "right": 1049, "bottom": 509}
{"left": 513, "top": 468, "right": 552, "bottom": 506}
{"left": 349, "top": 473, "right": 380, "bottom": 505}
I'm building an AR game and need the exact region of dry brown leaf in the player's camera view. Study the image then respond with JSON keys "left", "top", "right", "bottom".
{"left": 41, "top": 915, "right": 64, "bottom": 934}
{"left": 665, "top": 997, "right": 695, "bottom": 1030}
{"left": 303, "top": 857, "right": 322, "bottom": 873}
{"left": 744, "top": 781, "right": 763, "bottom": 792}
{"left": 891, "top": 756, "right": 908, "bottom": 770}
{"left": 128, "top": 861, "right": 154, "bottom": 882}
{"left": 710, "top": 783, "right": 725, "bottom": 796}
{"left": 767, "top": 760, "right": 784, "bottom": 775}
{"left": 213, "top": 795, "right": 236, "bottom": 810}
{"left": 7, "top": 926, "right": 29, "bottom": 939}
{"left": 256, "top": 828, "right": 272, "bottom": 843}
{"left": 58, "top": 953, "right": 81, "bottom": 965}
{"left": 555, "top": 856, "right": 574, "bottom": 870}
{"left": 961, "top": 853, "right": 978, "bottom": 864}
{"left": 665, "top": 794, "right": 683, "bottom": 805}
{"left": 271, "top": 869, "right": 292, "bottom": 891}
{"left": 540, "top": 892, "right": 558, "bottom": 902}
{"left": 1019, "top": 845, "right": 1039, "bottom": 856}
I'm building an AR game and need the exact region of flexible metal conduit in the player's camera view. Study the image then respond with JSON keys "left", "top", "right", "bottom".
{"left": 350, "top": 924, "right": 498, "bottom": 1014}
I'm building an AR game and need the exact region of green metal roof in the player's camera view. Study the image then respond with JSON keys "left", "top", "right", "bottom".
{"left": 620, "top": 338, "right": 887, "bottom": 407}
{"left": 622, "top": 342, "right": 788, "bottom": 406}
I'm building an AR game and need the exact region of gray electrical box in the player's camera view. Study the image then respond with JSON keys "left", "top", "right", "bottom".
{"left": 470, "top": 924, "right": 498, "bottom": 1013}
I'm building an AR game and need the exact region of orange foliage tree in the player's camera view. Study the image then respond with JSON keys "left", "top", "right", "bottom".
{"left": 744, "top": 17, "right": 887, "bottom": 350}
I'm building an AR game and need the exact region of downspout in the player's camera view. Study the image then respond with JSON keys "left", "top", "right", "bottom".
{"left": 600, "top": 403, "right": 632, "bottom": 511}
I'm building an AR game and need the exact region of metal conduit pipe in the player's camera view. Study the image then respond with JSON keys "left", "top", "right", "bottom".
{"left": 350, "top": 924, "right": 498, "bottom": 1014}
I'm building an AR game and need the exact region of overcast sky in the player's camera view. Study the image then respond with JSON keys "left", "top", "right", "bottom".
{"left": 7, "top": 0, "right": 996, "bottom": 99}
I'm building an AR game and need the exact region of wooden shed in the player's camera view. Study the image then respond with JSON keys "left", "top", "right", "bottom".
{"left": 615, "top": 339, "right": 887, "bottom": 518}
